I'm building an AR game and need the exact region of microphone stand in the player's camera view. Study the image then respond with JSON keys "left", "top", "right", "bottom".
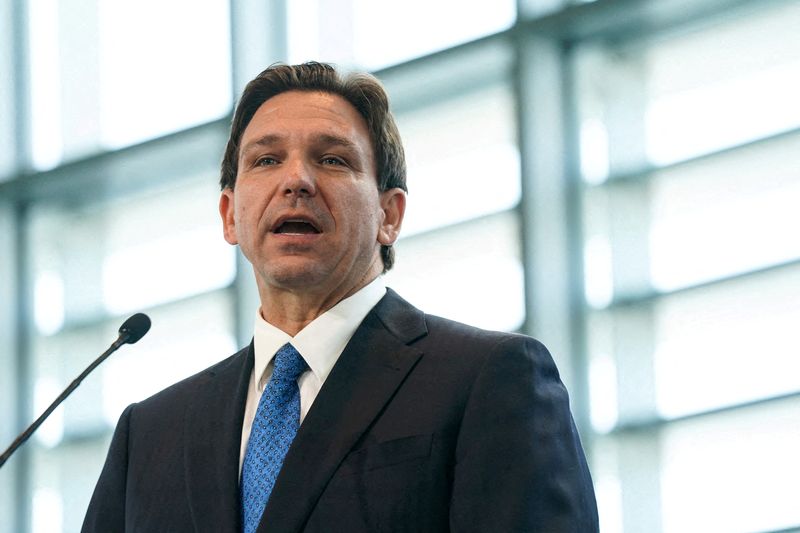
{"left": 0, "top": 313, "right": 150, "bottom": 469}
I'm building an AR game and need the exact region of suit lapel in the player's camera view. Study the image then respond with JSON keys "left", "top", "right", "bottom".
{"left": 184, "top": 343, "right": 253, "bottom": 533}
{"left": 259, "top": 290, "right": 428, "bottom": 533}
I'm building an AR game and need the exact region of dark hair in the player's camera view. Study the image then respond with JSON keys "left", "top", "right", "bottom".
{"left": 220, "top": 62, "right": 407, "bottom": 272}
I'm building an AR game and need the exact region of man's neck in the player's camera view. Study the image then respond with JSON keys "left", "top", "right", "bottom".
{"left": 257, "top": 270, "right": 381, "bottom": 336}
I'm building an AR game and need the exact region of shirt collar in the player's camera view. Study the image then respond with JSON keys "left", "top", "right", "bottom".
{"left": 252, "top": 277, "right": 387, "bottom": 392}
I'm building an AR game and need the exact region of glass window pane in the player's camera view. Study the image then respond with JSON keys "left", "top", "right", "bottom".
{"left": 649, "top": 131, "right": 800, "bottom": 291}
{"left": 0, "top": 202, "right": 17, "bottom": 533}
{"left": 581, "top": 116, "right": 800, "bottom": 300}
{"left": 594, "top": 396, "right": 800, "bottom": 533}
{"left": 582, "top": 188, "right": 614, "bottom": 308}
{"left": 653, "top": 265, "right": 800, "bottom": 418}
{"left": 643, "top": 2, "right": 800, "bottom": 165}
{"left": 32, "top": 437, "right": 109, "bottom": 533}
{"left": 395, "top": 84, "right": 520, "bottom": 236}
{"left": 576, "top": 1, "right": 800, "bottom": 176}
{"left": 287, "top": 0, "right": 516, "bottom": 70}
{"left": 29, "top": 175, "right": 236, "bottom": 325}
{"left": 586, "top": 312, "right": 618, "bottom": 432}
{"left": 586, "top": 264, "right": 800, "bottom": 429}
{"left": 387, "top": 211, "right": 525, "bottom": 332}
{"left": 660, "top": 397, "right": 800, "bottom": 533}
{"left": 0, "top": 0, "right": 14, "bottom": 179}
{"left": 96, "top": 0, "right": 232, "bottom": 149}
{"left": 28, "top": 0, "right": 232, "bottom": 169}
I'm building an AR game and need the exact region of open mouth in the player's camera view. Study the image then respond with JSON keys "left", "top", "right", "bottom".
{"left": 273, "top": 219, "right": 321, "bottom": 235}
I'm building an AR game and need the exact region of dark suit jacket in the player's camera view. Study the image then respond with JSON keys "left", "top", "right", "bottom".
{"left": 82, "top": 289, "right": 598, "bottom": 532}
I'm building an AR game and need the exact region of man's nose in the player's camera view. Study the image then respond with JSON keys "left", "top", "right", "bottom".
{"left": 281, "top": 158, "right": 317, "bottom": 198}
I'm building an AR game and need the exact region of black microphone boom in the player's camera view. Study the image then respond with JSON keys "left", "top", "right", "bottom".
{"left": 0, "top": 313, "right": 151, "bottom": 468}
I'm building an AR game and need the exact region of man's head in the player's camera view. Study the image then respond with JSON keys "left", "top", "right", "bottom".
{"left": 218, "top": 63, "right": 407, "bottom": 314}
{"left": 220, "top": 62, "right": 407, "bottom": 272}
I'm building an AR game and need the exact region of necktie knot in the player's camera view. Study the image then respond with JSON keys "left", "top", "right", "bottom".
{"left": 272, "top": 343, "right": 307, "bottom": 383}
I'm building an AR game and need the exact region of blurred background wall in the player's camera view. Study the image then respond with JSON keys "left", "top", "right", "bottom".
{"left": 1, "top": 0, "right": 799, "bottom": 531}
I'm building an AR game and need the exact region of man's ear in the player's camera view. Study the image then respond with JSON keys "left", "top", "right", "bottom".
{"left": 377, "top": 188, "right": 406, "bottom": 246}
{"left": 219, "top": 188, "right": 239, "bottom": 245}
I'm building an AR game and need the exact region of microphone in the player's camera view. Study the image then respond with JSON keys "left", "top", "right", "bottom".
{"left": 118, "top": 313, "right": 151, "bottom": 345}
{"left": 0, "top": 313, "right": 151, "bottom": 468}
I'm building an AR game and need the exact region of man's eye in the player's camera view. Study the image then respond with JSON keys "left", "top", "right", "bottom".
{"left": 255, "top": 156, "right": 278, "bottom": 166}
{"left": 321, "top": 156, "right": 345, "bottom": 166}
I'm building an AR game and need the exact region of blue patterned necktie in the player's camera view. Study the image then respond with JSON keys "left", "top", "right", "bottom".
{"left": 241, "top": 343, "right": 308, "bottom": 533}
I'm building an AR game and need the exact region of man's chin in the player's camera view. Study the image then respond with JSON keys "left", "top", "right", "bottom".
{"left": 259, "top": 262, "right": 331, "bottom": 292}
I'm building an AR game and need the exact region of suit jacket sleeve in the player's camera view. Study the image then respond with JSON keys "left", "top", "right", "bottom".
{"left": 82, "top": 404, "right": 134, "bottom": 533}
{"left": 449, "top": 335, "right": 598, "bottom": 532}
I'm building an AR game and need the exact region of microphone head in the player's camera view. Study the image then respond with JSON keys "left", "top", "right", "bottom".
{"left": 118, "top": 313, "right": 151, "bottom": 344}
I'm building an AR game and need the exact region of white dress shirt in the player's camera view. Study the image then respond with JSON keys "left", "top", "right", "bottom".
{"left": 238, "top": 277, "right": 387, "bottom": 473}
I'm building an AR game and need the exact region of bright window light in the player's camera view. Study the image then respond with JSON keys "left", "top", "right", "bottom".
{"left": 589, "top": 352, "right": 618, "bottom": 433}
{"left": 288, "top": 0, "right": 516, "bottom": 70}
{"left": 97, "top": 0, "right": 232, "bottom": 148}
{"left": 28, "top": 0, "right": 63, "bottom": 170}
{"left": 584, "top": 235, "right": 614, "bottom": 309}
{"left": 580, "top": 118, "right": 610, "bottom": 184}
{"left": 650, "top": 180, "right": 800, "bottom": 291}
{"left": 646, "top": 61, "right": 800, "bottom": 165}
{"left": 34, "top": 270, "right": 65, "bottom": 336}
{"left": 102, "top": 226, "right": 236, "bottom": 315}
{"left": 32, "top": 489, "right": 63, "bottom": 533}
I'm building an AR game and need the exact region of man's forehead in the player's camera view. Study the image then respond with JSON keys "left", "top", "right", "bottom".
{"left": 240, "top": 91, "right": 366, "bottom": 144}
{"left": 248, "top": 90, "right": 362, "bottom": 127}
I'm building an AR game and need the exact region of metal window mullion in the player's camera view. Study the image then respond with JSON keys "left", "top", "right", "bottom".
{"left": 12, "top": 201, "right": 33, "bottom": 533}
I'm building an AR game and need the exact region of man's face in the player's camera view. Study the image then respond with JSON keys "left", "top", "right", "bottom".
{"left": 219, "top": 90, "right": 405, "bottom": 300}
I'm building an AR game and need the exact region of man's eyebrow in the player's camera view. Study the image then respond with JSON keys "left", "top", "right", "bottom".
{"left": 312, "top": 133, "right": 360, "bottom": 151}
{"left": 240, "top": 133, "right": 361, "bottom": 156}
{"left": 240, "top": 134, "right": 284, "bottom": 156}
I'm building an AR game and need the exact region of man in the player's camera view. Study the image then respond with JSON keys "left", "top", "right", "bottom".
{"left": 83, "top": 62, "right": 598, "bottom": 532}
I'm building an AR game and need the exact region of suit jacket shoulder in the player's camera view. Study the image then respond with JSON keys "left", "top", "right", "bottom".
{"left": 270, "top": 289, "right": 598, "bottom": 532}
{"left": 82, "top": 345, "right": 253, "bottom": 533}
